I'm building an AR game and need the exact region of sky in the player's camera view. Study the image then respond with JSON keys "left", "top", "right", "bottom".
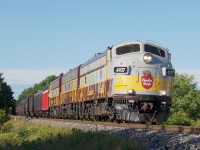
{"left": 0, "top": 1, "right": 200, "bottom": 99}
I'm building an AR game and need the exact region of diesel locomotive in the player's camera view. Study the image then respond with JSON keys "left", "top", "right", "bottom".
{"left": 16, "top": 40, "right": 175, "bottom": 123}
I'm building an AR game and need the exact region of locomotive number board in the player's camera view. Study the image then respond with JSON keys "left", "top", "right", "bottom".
{"left": 114, "top": 67, "right": 128, "bottom": 73}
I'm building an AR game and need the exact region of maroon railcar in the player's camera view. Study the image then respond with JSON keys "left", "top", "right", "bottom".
{"left": 34, "top": 91, "right": 43, "bottom": 117}
{"left": 16, "top": 100, "right": 25, "bottom": 115}
{"left": 24, "top": 98, "right": 29, "bottom": 116}
{"left": 28, "top": 95, "right": 34, "bottom": 117}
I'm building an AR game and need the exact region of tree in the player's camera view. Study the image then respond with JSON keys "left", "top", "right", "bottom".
{"left": 0, "top": 73, "right": 15, "bottom": 109}
{"left": 167, "top": 73, "right": 200, "bottom": 125}
{"left": 17, "top": 75, "right": 57, "bottom": 103}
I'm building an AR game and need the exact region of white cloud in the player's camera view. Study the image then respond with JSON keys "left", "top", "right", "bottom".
{"left": 1, "top": 68, "right": 66, "bottom": 85}
{"left": 0, "top": 68, "right": 66, "bottom": 99}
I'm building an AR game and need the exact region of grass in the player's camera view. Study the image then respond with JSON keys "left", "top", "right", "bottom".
{"left": 0, "top": 117, "right": 145, "bottom": 150}
{"left": 196, "top": 120, "right": 200, "bottom": 127}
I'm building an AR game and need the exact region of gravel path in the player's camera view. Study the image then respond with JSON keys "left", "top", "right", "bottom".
{"left": 28, "top": 119, "right": 200, "bottom": 150}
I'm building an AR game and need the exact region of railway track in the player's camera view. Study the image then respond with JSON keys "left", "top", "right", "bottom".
{"left": 26, "top": 117, "right": 200, "bottom": 135}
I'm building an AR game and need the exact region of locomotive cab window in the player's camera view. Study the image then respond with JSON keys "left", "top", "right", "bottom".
{"left": 116, "top": 44, "right": 140, "bottom": 55}
{"left": 145, "top": 44, "right": 166, "bottom": 58}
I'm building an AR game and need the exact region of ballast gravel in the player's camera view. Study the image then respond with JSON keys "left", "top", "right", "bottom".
{"left": 28, "top": 119, "right": 200, "bottom": 150}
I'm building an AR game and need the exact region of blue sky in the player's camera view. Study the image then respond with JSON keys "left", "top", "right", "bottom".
{"left": 0, "top": 1, "right": 200, "bottom": 99}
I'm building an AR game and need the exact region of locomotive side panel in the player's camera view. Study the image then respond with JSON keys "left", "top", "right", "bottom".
{"left": 79, "top": 52, "right": 110, "bottom": 101}
{"left": 60, "top": 67, "right": 78, "bottom": 104}
{"left": 49, "top": 74, "right": 63, "bottom": 117}
{"left": 49, "top": 74, "right": 63, "bottom": 107}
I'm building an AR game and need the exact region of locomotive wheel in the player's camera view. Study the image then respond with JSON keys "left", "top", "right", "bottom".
{"left": 108, "top": 108, "right": 116, "bottom": 122}
{"left": 95, "top": 116, "right": 102, "bottom": 121}
{"left": 103, "top": 117, "right": 107, "bottom": 121}
{"left": 84, "top": 109, "right": 90, "bottom": 120}
{"left": 109, "top": 112, "right": 116, "bottom": 122}
{"left": 151, "top": 122, "right": 157, "bottom": 125}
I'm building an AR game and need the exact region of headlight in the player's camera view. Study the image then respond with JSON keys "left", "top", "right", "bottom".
{"left": 143, "top": 53, "right": 153, "bottom": 64}
{"left": 127, "top": 89, "right": 134, "bottom": 94}
{"left": 160, "top": 90, "right": 167, "bottom": 96}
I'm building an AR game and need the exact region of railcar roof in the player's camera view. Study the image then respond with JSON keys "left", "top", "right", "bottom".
{"left": 63, "top": 66, "right": 79, "bottom": 76}
{"left": 81, "top": 49, "right": 108, "bottom": 68}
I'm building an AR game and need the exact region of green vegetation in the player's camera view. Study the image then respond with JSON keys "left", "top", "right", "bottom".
{"left": 0, "top": 73, "right": 14, "bottom": 126}
{"left": 0, "top": 73, "right": 15, "bottom": 109}
{"left": 197, "top": 120, "right": 200, "bottom": 127}
{"left": 167, "top": 73, "right": 200, "bottom": 126}
{"left": 17, "top": 75, "right": 57, "bottom": 103}
{"left": 0, "top": 109, "right": 9, "bottom": 127}
{"left": 0, "top": 117, "right": 144, "bottom": 150}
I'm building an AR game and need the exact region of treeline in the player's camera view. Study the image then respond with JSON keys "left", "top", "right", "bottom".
{"left": 17, "top": 75, "right": 57, "bottom": 103}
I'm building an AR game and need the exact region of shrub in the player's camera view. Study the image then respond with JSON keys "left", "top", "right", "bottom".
{"left": 167, "top": 111, "right": 192, "bottom": 126}
{"left": 0, "top": 123, "right": 13, "bottom": 133}
{"left": 167, "top": 73, "right": 200, "bottom": 126}
{"left": 0, "top": 109, "right": 9, "bottom": 126}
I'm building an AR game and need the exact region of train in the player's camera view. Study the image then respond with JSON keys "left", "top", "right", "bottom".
{"left": 16, "top": 40, "right": 175, "bottom": 123}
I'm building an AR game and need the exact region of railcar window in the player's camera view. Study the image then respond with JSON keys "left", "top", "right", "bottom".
{"left": 116, "top": 44, "right": 140, "bottom": 55}
{"left": 144, "top": 44, "right": 165, "bottom": 58}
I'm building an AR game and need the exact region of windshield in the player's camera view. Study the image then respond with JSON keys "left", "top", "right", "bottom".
{"left": 144, "top": 44, "right": 166, "bottom": 58}
{"left": 116, "top": 44, "right": 140, "bottom": 55}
